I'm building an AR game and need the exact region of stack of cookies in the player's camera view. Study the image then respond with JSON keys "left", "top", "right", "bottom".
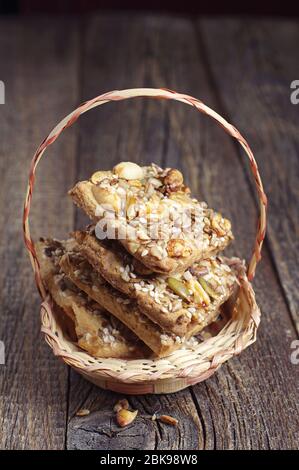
{"left": 37, "top": 162, "right": 241, "bottom": 359}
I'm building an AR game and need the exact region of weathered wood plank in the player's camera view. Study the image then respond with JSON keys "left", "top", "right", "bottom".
{"left": 198, "top": 18, "right": 299, "bottom": 335}
{"left": 0, "top": 17, "right": 79, "bottom": 449}
{"left": 67, "top": 14, "right": 298, "bottom": 450}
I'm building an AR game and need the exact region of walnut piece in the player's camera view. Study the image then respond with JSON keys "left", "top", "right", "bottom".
{"left": 90, "top": 170, "right": 110, "bottom": 184}
{"left": 167, "top": 239, "right": 192, "bottom": 258}
{"left": 164, "top": 169, "right": 184, "bottom": 191}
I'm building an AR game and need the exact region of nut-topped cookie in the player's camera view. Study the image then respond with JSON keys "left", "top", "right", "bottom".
{"left": 35, "top": 238, "right": 151, "bottom": 359}
{"left": 69, "top": 162, "right": 233, "bottom": 274}
{"left": 36, "top": 238, "right": 206, "bottom": 357}
{"left": 54, "top": 238, "right": 238, "bottom": 357}
{"left": 73, "top": 228, "right": 238, "bottom": 336}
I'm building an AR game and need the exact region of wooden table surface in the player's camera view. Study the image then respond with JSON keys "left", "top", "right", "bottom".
{"left": 0, "top": 13, "right": 298, "bottom": 450}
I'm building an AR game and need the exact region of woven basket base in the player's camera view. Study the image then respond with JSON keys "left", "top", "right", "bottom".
{"left": 40, "top": 268, "right": 260, "bottom": 395}
{"left": 73, "top": 368, "right": 219, "bottom": 394}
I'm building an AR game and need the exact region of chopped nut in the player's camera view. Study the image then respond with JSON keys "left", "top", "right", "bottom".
{"left": 76, "top": 408, "right": 90, "bottom": 417}
{"left": 137, "top": 230, "right": 150, "bottom": 240}
{"left": 126, "top": 195, "right": 138, "bottom": 220}
{"left": 151, "top": 413, "right": 157, "bottom": 421}
{"left": 92, "top": 186, "right": 121, "bottom": 212}
{"left": 211, "top": 213, "right": 227, "bottom": 236}
{"left": 159, "top": 415, "right": 178, "bottom": 426}
{"left": 113, "top": 162, "right": 144, "bottom": 180}
{"left": 167, "top": 239, "right": 192, "bottom": 258}
{"left": 127, "top": 205, "right": 137, "bottom": 220}
{"left": 149, "top": 177, "right": 163, "bottom": 188}
{"left": 169, "top": 192, "right": 189, "bottom": 203}
{"left": 128, "top": 179, "right": 142, "bottom": 187}
{"left": 116, "top": 409, "right": 138, "bottom": 427}
{"left": 164, "top": 169, "right": 183, "bottom": 191}
{"left": 113, "top": 399, "right": 129, "bottom": 413}
{"left": 128, "top": 241, "right": 139, "bottom": 254}
{"left": 150, "top": 245, "right": 163, "bottom": 260}
{"left": 90, "top": 170, "right": 111, "bottom": 184}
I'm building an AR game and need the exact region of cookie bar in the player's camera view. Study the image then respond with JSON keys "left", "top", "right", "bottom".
{"left": 36, "top": 238, "right": 203, "bottom": 357}
{"left": 59, "top": 241, "right": 237, "bottom": 357}
{"left": 69, "top": 162, "right": 233, "bottom": 274}
{"left": 73, "top": 229, "right": 238, "bottom": 336}
{"left": 35, "top": 238, "right": 150, "bottom": 359}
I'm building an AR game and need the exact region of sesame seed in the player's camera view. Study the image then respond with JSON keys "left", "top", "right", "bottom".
{"left": 188, "top": 307, "right": 196, "bottom": 314}
{"left": 183, "top": 270, "right": 192, "bottom": 281}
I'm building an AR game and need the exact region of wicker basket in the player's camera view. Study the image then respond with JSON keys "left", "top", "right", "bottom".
{"left": 23, "top": 88, "right": 267, "bottom": 394}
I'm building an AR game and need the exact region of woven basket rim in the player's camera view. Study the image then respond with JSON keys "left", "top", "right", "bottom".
{"left": 23, "top": 87, "right": 267, "bottom": 386}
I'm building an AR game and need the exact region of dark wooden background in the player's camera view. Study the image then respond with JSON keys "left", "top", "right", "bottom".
{"left": 0, "top": 13, "right": 298, "bottom": 450}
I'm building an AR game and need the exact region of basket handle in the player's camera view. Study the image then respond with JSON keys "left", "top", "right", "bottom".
{"left": 23, "top": 88, "right": 267, "bottom": 298}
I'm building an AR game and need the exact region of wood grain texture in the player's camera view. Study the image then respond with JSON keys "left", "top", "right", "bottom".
{"left": 66, "top": 14, "right": 299, "bottom": 450}
{"left": 198, "top": 18, "right": 299, "bottom": 334}
{"left": 0, "top": 13, "right": 297, "bottom": 451}
{"left": 67, "top": 380, "right": 202, "bottom": 450}
{"left": 0, "top": 17, "right": 80, "bottom": 449}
